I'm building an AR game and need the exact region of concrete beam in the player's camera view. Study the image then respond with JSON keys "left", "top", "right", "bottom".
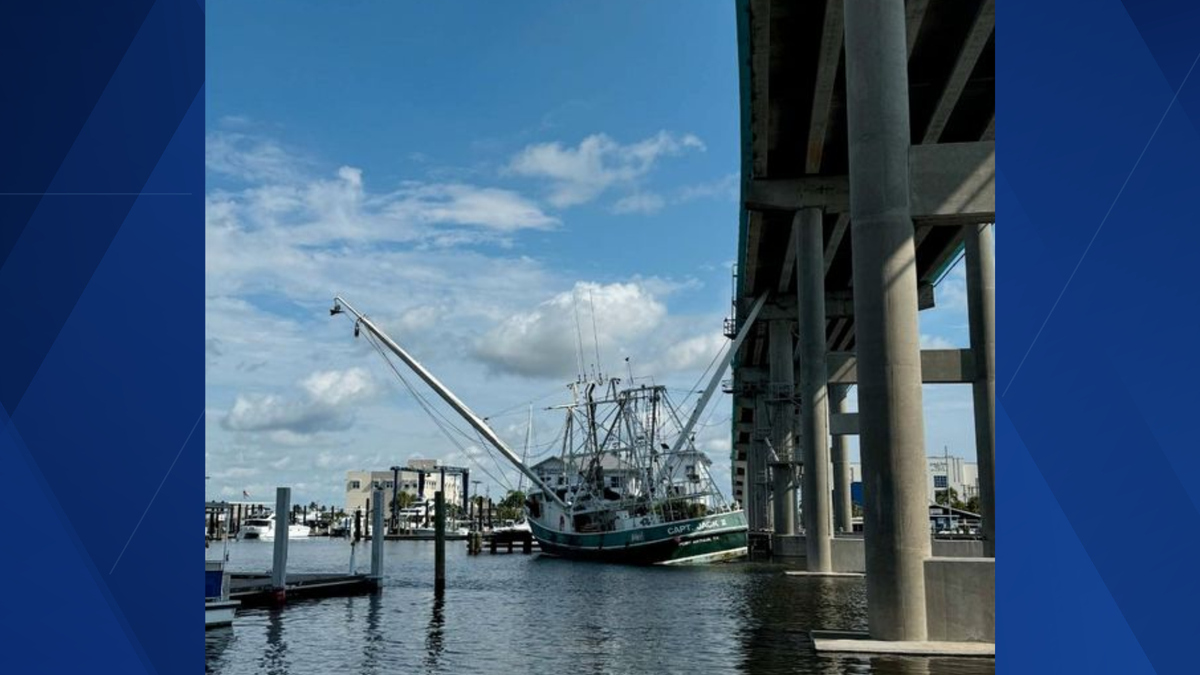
{"left": 830, "top": 412, "right": 859, "bottom": 436}
{"left": 905, "top": 0, "right": 930, "bottom": 58}
{"left": 745, "top": 141, "right": 995, "bottom": 224}
{"left": 779, "top": 220, "right": 799, "bottom": 293}
{"left": 743, "top": 211, "right": 764, "bottom": 297}
{"left": 982, "top": 114, "right": 995, "bottom": 141}
{"left": 761, "top": 284, "right": 935, "bottom": 322}
{"left": 806, "top": 0, "right": 845, "bottom": 173}
{"left": 828, "top": 349, "right": 976, "bottom": 385}
{"left": 909, "top": 142, "right": 995, "bottom": 226}
{"left": 828, "top": 317, "right": 849, "bottom": 351}
{"left": 823, "top": 213, "right": 850, "bottom": 275}
{"left": 922, "top": 0, "right": 995, "bottom": 143}
{"left": 750, "top": 0, "right": 771, "bottom": 177}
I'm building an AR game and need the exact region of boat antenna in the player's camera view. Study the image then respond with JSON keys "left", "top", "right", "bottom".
{"left": 572, "top": 288, "right": 587, "bottom": 383}
{"left": 518, "top": 404, "right": 532, "bottom": 492}
{"left": 588, "top": 287, "right": 603, "bottom": 381}
{"left": 625, "top": 356, "right": 634, "bottom": 383}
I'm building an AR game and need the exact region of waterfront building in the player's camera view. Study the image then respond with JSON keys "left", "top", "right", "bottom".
{"left": 345, "top": 459, "right": 464, "bottom": 517}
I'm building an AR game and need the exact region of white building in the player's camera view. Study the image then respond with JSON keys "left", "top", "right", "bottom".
{"left": 345, "top": 459, "right": 465, "bottom": 517}
{"left": 848, "top": 454, "right": 979, "bottom": 506}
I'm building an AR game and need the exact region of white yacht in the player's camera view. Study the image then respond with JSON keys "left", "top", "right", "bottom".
{"left": 240, "top": 513, "right": 311, "bottom": 541}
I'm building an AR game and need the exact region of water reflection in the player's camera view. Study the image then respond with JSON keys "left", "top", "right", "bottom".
{"left": 259, "top": 609, "right": 289, "bottom": 675}
{"left": 205, "top": 540, "right": 992, "bottom": 675}
{"left": 205, "top": 627, "right": 234, "bottom": 674}
{"left": 424, "top": 589, "right": 445, "bottom": 672}
{"left": 360, "top": 593, "right": 383, "bottom": 675}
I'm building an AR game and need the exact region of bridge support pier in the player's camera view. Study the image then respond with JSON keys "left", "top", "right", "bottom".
{"left": 845, "top": 0, "right": 930, "bottom": 641}
{"left": 747, "top": 396, "right": 772, "bottom": 533}
{"left": 831, "top": 384, "right": 853, "bottom": 534}
{"left": 966, "top": 223, "right": 996, "bottom": 557}
{"left": 769, "top": 319, "right": 797, "bottom": 535}
{"left": 796, "top": 208, "right": 832, "bottom": 570}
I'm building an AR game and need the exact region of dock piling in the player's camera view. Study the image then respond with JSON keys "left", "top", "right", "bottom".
{"left": 434, "top": 490, "right": 446, "bottom": 591}
{"left": 271, "top": 487, "right": 291, "bottom": 605}
{"left": 371, "top": 488, "right": 385, "bottom": 580}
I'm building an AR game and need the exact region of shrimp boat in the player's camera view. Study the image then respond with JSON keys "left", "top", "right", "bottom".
{"left": 329, "top": 293, "right": 765, "bottom": 565}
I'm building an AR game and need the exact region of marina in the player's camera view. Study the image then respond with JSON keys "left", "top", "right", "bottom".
{"left": 203, "top": 0, "right": 995, "bottom": 670}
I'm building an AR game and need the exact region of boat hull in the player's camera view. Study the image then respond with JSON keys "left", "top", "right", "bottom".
{"left": 205, "top": 600, "right": 239, "bottom": 629}
{"left": 528, "top": 510, "right": 748, "bottom": 565}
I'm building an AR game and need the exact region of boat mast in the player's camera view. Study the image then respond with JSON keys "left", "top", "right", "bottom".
{"left": 331, "top": 296, "right": 568, "bottom": 509}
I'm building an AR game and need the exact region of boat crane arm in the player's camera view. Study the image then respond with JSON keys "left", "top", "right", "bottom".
{"left": 330, "top": 296, "right": 569, "bottom": 509}
{"left": 667, "top": 293, "right": 769, "bottom": 457}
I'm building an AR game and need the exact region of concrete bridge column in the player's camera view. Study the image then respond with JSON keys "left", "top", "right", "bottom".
{"left": 831, "top": 384, "right": 853, "bottom": 534}
{"left": 966, "top": 223, "right": 996, "bottom": 557}
{"left": 845, "top": 0, "right": 931, "bottom": 641}
{"left": 796, "top": 208, "right": 832, "bottom": 570}
{"left": 769, "top": 320, "right": 797, "bottom": 535}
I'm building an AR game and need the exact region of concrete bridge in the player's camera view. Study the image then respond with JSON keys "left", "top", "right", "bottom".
{"left": 730, "top": 0, "right": 994, "bottom": 644}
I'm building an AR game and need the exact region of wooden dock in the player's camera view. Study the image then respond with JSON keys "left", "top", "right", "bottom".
{"left": 229, "top": 573, "right": 378, "bottom": 608}
{"left": 473, "top": 530, "right": 537, "bottom": 554}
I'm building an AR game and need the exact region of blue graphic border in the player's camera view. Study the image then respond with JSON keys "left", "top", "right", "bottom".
{"left": 1, "top": 1, "right": 203, "bottom": 672}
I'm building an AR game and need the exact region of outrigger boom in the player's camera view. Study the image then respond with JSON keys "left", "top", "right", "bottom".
{"left": 330, "top": 295, "right": 569, "bottom": 509}
{"left": 331, "top": 292, "right": 769, "bottom": 516}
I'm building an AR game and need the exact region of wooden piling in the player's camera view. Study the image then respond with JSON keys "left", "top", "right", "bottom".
{"left": 434, "top": 490, "right": 446, "bottom": 591}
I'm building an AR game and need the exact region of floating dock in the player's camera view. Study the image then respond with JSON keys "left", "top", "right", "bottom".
{"left": 229, "top": 573, "right": 378, "bottom": 608}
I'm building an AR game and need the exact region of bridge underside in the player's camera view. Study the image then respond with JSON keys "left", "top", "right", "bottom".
{"left": 731, "top": 0, "right": 994, "bottom": 642}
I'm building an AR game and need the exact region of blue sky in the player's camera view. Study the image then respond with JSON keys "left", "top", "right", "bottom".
{"left": 204, "top": 1, "right": 975, "bottom": 506}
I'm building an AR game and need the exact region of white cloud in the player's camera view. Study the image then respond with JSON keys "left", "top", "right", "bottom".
{"left": 920, "top": 333, "right": 957, "bottom": 350}
{"left": 385, "top": 182, "right": 558, "bottom": 232}
{"left": 220, "top": 367, "right": 378, "bottom": 435}
{"left": 677, "top": 173, "right": 739, "bottom": 202}
{"left": 653, "top": 332, "right": 726, "bottom": 373}
{"left": 612, "top": 192, "right": 666, "bottom": 215}
{"left": 206, "top": 131, "right": 308, "bottom": 184}
{"left": 474, "top": 281, "right": 668, "bottom": 378}
{"left": 507, "top": 131, "right": 705, "bottom": 207}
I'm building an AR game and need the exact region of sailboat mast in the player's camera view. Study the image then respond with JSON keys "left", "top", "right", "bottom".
{"left": 331, "top": 296, "right": 568, "bottom": 509}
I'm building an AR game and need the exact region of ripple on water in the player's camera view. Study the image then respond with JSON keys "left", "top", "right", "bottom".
{"left": 206, "top": 539, "right": 994, "bottom": 675}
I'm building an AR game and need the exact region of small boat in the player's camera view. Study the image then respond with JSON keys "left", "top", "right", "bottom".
{"left": 240, "top": 513, "right": 311, "bottom": 540}
{"left": 206, "top": 503, "right": 239, "bottom": 629}
{"left": 205, "top": 560, "right": 240, "bottom": 628}
{"left": 492, "top": 519, "right": 532, "bottom": 534}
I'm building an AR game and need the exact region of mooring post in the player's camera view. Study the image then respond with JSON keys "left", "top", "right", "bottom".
{"left": 271, "top": 487, "right": 291, "bottom": 605}
{"left": 371, "top": 488, "right": 385, "bottom": 581}
{"left": 435, "top": 490, "right": 446, "bottom": 592}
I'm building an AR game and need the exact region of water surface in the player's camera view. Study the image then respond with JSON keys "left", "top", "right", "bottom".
{"left": 206, "top": 539, "right": 993, "bottom": 674}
